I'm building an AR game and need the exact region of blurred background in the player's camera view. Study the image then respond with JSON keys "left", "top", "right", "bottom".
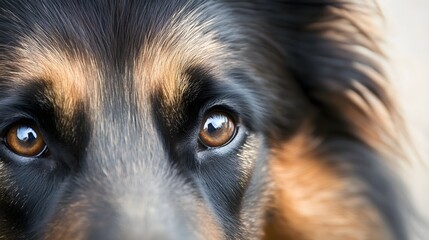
{"left": 378, "top": 0, "right": 429, "bottom": 238}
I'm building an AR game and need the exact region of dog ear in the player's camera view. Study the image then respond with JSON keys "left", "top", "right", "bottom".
{"left": 253, "top": 1, "right": 410, "bottom": 239}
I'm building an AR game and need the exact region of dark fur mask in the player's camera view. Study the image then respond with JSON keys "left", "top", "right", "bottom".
{"left": 0, "top": 1, "right": 408, "bottom": 239}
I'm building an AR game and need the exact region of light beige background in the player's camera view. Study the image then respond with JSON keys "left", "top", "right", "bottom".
{"left": 378, "top": 0, "right": 429, "bottom": 238}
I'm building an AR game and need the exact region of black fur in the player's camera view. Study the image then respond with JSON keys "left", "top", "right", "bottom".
{"left": 0, "top": 1, "right": 409, "bottom": 239}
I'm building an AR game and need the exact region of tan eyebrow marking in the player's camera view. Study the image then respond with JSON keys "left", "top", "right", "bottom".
{"left": 133, "top": 3, "right": 235, "bottom": 108}
{"left": 1, "top": 36, "right": 100, "bottom": 121}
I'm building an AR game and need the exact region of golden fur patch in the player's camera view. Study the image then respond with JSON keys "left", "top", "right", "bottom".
{"left": 0, "top": 36, "right": 99, "bottom": 122}
{"left": 133, "top": 3, "right": 233, "bottom": 108}
{"left": 264, "top": 131, "right": 392, "bottom": 240}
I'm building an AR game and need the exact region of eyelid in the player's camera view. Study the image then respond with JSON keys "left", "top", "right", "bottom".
{"left": 198, "top": 102, "right": 240, "bottom": 122}
{"left": 0, "top": 114, "right": 38, "bottom": 134}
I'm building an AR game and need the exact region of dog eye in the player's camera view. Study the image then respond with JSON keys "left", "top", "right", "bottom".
{"left": 4, "top": 123, "right": 47, "bottom": 157}
{"left": 199, "top": 111, "right": 236, "bottom": 148}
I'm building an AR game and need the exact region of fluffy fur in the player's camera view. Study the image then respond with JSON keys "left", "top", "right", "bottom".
{"left": 0, "top": 0, "right": 408, "bottom": 239}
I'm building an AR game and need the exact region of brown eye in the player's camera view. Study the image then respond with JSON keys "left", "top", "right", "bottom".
{"left": 4, "top": 123, "right": 47, "bottom": 157}
{"left": 199, "top": 111, "right": 236, "bottom": 148}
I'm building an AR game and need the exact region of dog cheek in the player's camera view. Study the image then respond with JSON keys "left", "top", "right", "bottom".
{"left": 43, "top": 200, "right": 90, "bottom": 240}
{"left": 264, "top": 132, "right": 391, "bottom": 240}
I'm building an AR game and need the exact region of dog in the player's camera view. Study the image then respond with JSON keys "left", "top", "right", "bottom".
{"left": 0, "top": 0, "right": 409, "bottom": 239}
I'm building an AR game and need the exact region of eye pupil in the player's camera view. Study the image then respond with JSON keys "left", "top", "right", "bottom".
{"left": 199, "top": 112, "right": 236, "bottom": 148}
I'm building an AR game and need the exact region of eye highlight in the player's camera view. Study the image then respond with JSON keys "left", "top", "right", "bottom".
{"left": 4, "top": 123, "right": 47, "bottom": 157}
{"left": 199, "top": 111, "right": 236, "bottom": 148}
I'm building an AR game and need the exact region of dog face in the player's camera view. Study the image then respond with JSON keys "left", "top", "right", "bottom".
{"left": 0, "top": 1, "right": 408, "bottom": 239}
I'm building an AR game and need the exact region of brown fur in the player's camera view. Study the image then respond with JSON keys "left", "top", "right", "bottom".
{"left": 265, "top": 128, "right": 392, "bottom": 240}
{"left": 0, "top": 1, "right": 409, "bottom": 239}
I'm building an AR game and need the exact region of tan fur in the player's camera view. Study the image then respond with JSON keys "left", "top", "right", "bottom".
{"left": 134, "top": 3, "right": 233, "bottom": 108}
{"left": 264, "top": 130, "right": 392, "bottom": 240}
{"left": 44, "top": 200, "right": 90, "bottom": 240}
{"left": 0, "top": 1, "right": 407, "bottom": 239}
{"left": 0, "top": 37, "right": 98, "bottom": 122}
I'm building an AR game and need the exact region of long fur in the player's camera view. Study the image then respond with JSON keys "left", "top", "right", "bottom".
{"left": 0, "top": 0, "right": 409, "bottom": 239}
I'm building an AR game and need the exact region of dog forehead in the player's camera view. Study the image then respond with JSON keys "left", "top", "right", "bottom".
{"left": 134, "top": 7, "right": 232, "bottom": 107}
{"left": 0, "top": 1, "right": 236, "bottom": 112}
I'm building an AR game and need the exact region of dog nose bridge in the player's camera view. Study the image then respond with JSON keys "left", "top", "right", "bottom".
{"left": 86, "top": 112, "right": 176, "bottom": 207}
{"left": 45, "top": 107, "right": 224, "bottom": 239}
{"left": 85, "top": 178, "right": 200, "bottom": 240}
{"left": 88, "top": 106, "right": 166, "bottom": 166}
{"left": 77, "top": 114, "right": 210, "bottom": 239}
